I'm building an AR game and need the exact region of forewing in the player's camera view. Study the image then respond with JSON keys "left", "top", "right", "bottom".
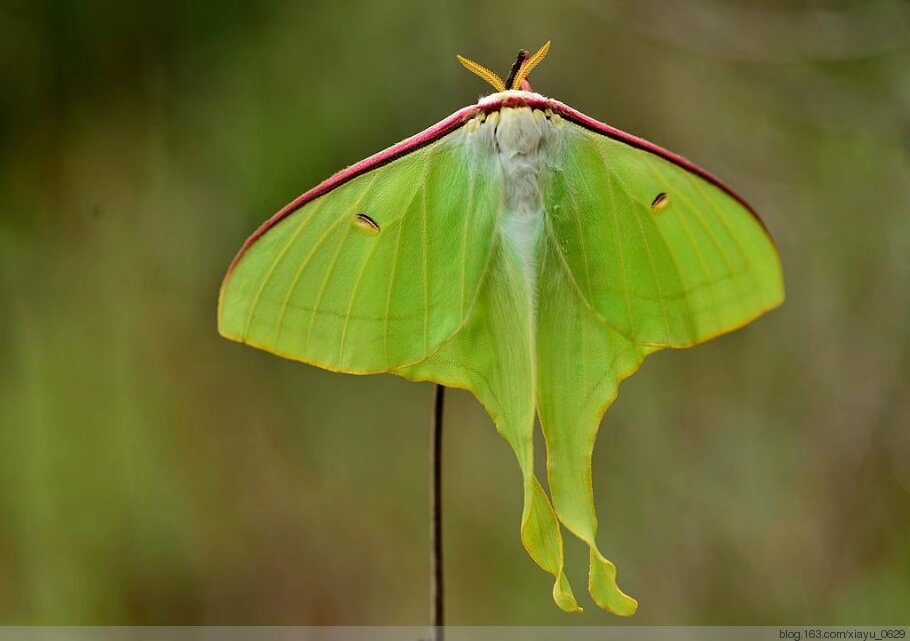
{"left": 542, "top": 122, "right": 784, "bottom": 347}
{"left": 219, "top": 131, "right": 502, "bottom": 373}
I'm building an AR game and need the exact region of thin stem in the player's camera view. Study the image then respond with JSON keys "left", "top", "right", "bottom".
{"left": 431, "top": 384, "right": 445, "bottom": 641}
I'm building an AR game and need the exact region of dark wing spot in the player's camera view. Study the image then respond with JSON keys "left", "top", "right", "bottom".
{"left": 650, "top": 192, "right": 669, "bottom": 212}
{"left": 355, "top": 213, "right": 381, "bottom": 234}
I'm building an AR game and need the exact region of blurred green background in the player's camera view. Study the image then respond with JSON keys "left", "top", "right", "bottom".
{"left": 1, "top": 0, "right": 909, "bottom": 625}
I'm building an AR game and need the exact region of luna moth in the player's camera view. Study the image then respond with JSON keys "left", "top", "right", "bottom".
{"left": 217, "top": 42, "right": 784, "bottom": 615}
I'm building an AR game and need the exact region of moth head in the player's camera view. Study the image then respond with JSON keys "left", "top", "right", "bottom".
{"left": 456, "top": 41, "right": 551, "bottom": 93}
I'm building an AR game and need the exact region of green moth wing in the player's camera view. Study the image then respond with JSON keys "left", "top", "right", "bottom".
{"left": 218, "top": 125, "right": 502, "bottom": 373}
{"left": 541, "top": 123, "right": 781, "bottom": 348}
{"left": 218, "top": 91, "right": 784, "bottom": 616}
{"left": 535, "top": 112, "right": 783, "bottom": 615}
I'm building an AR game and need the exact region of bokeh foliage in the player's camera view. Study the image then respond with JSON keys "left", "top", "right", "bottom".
{"left": 1, "top": 0, "right": 908, "bottom": 625}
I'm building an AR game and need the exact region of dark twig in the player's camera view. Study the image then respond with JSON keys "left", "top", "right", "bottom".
{"left": 431, "top": 384, "right": 445, "bottom": 641}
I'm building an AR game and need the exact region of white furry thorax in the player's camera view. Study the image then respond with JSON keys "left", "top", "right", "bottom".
{"left": 466, "top": 104, "right": 554, "bottom": 292}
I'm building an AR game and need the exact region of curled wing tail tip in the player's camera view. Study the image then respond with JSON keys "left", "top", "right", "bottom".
{"left": 553, "top": 576, "right": 583, "bottom": 613}
{"left": 517, "top": 475, "right": 584, "bottom": 612}
{"left": 588, "top": 550, "right": 639, "bottom": 615}
{"left": 603, "top": 596, "right": 639, "bottom": 617}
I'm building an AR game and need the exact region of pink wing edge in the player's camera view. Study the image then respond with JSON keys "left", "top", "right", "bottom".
{"left": 225, "top": 93, "right": 774, "bottom": 276}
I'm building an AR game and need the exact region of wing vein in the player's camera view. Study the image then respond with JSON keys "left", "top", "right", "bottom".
{"left": 685, "top": 172, "right": 763, "bottom": 302}
{"left": 595, "top": 143, "right": 672, "bottom": 340}
{"left": 667, "top": 171, "right": 751, "bottom": 317}
{"left": 383, "top": 220, "right": 406, "bottom": 369}
{"left": 271, "top": 196, "right": 353, "bottom": 347}
{"left": 542, "top": 216, "right": 638, "bottom": 345}
{"left": 379, "top": 162, "right": 429, "bottom": 365}
{"left": 639, "top": 159, "right": 723, "bottom": 329}
{"left": 421, "top": 184, "right": 429, "bottom": 356}
{"left": 393, "top": 179, "right": 504, "bottom": 376}
{"left": 337, "top": 221, "right": 393, "bottom": 365}
{"left": 460, "top": 162, "right": 478, "bottom": 318}
{"left": 565, "top": 172, "right": 594, "bottom": 301}
{"left": 243, "top": 198, "right": 327, "bottom": 338}
{"left": 600, "top": 145, "right": 637, "bottom": 336}
{"left": 302, "top": 173, "right": 381, "bottom": 351}
{"left": 610, "top": 165, "right": 694, "bottom": 343}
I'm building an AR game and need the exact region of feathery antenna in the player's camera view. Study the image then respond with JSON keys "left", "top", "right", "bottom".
{"left": 456, "top": 55, "right": 506, "bottom": 92}
{"left": 511, "top": 40, "right": 550, "bottom": 89}
{"left": 456, "top": 41, "right": 551, "bottom": 93}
